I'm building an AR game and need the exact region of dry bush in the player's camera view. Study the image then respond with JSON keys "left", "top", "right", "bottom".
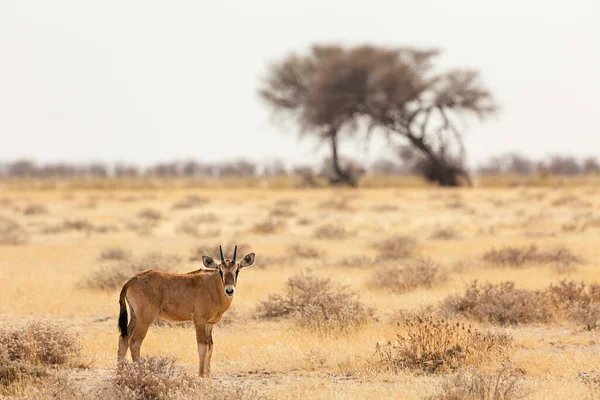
{"left": 0, "top": 320, "right": 81, "bottom": 389}
{"left": 296, "top": 217, "right": 312, "bottom": 225}
{"left": 115, "top": 356, "right": 192, "bottom": 400}
{"left": 83, "top": 252, "right": 182, "bottom": 291}
{"left": 23, "top": 204, "right": 48, "bottom": 216}
{"left": 433, "top": 365, "right": 524, "bottom": 400}
{"left": 176, "top": 216, "right": 221, "bottom": 238}
{"left": 446, "top": 200, "right": 466, "bottom": 209}
{"left": 373, "top": 316, "right": 512, "bottom": 373}
{"left": 387, "top": 305, "right": 437, "bottom": 325}
{"left": 171, "top": 195, "right": 209, "bottom": 210}
{"left": 482, "top": 245, "right": 582, "bottom": 268}
{"left": 257, "top": 271, "right": 375, "bottom": 332}
{"left": 442, "top": 281, "right": 551, "bottom": 325}
{"left": 313, "top": 223, "right": 351, "bottom": 239}
{"left": 371, "top": 204, "right": 399, "bottom": 212}
{"left": 251, "top": 218, "right": 285, "bottom": 234}
{"left": 338, "top": 255, "right": 375, "bottom": 267}
{"left": 137, "top": 209, "right": 164, "bottom": 221}
{"left": 370, "top": 258, "right": 447, "bottom": 293}
{"left": 126, "top": 210, "right": 164, "bottom": 236}
{"left": 579, "top": 370, "right": 600, "bottom": 389}
{"left": 67, "top": 356, "right": 263, "bottom": 400}
{"left": 99, "top": 247, "right": 131, "bottom": 262}
{"left": 288, "top": 244, "right": 321, "bottom": 259}
{"left": 544, "top": 280, "right": 600, "bottom": 329}
{"left": 317, "top": 197, "right": 353, "bottom": 211}
{"left": 275, "top": 199, "right": 297, "bottom": 207}
{"left": 551, "top": 194, "right": 591, "bottom": 208}
{"left": 373, "top": 235, "right": 416, "bottom": 260}
{"left": 430, "top": 227, "right": 460, "bottom": 240}
{"left": 443, "top": 280, "right": 600, "bottom": 327}
{"left": 269, "top": 207, "right": 296, "bottom": 218}
{"left": 305, "top": 349, "right": 328, "bottom": 370}
{"left": 0, "top": 216, "right": 29, "bottom": 245}
{"left": 42, "top": 219, "right": 117, "bottom": 235}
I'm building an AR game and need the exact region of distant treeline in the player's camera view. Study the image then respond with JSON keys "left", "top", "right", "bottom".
{"left": 0, "top": 153, "right": 598, "bottom": 179}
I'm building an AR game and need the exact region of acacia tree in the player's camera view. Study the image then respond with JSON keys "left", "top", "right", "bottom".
{"left": 260, "top": 45, "right": 497, "bottom": 186}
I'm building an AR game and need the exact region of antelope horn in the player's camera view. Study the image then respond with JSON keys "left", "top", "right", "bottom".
{"left": 219, "top": 245, "right": 225, "bottom": 264}
{"left": 232, "top": 245, "right": 238, "bottom": 263}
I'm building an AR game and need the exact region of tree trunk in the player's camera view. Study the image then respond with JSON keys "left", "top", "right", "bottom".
{"left": 406, "top": 134, "right": 471, "bottom": 187}
{"left": 328, "top": 130, "right": 357, "bottom": 187}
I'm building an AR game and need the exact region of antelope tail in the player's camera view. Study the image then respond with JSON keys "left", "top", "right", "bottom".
{"left": 118, "top": 283, "right": 129, "bottom": 337}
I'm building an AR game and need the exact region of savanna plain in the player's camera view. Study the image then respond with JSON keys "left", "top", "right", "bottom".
{"left": 1, "top": 183, "right": 599, "bottom": 399}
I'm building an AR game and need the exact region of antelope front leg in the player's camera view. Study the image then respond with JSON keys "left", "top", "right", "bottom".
{"left": 203, "top": 324, "right": 214, "bottom": 378}
{"left": 195, "top": 323, "right": 208, "bottom": 377}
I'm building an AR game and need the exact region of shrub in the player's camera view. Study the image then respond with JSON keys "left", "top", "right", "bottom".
{"left": 442, "top": 281, "right": 551, "bottom": 325}
{"left": 23, "top": 204, "right": 48, "bottom": 216}
{"left": 338, "top": 255, "right": 374, "bottom": 267}
{"left": 296, "top": 217, "right": 312, "bottom": 226}
{"left": 251, "top": 218, "right": 285, "bottom": 234}
{"left": 317, "top": 197, "right": 353, "bottom": 211}
{"left": 269, "top": 207, "right": 296, "bottom": 218}
{"left": 482, "top": 245, "right": 582, "bottom": 268}
{"left": 257, "top": 271, "right": 374, "bottom": 332}
{"left": 171, "top": 195, "right": 209, "bottom": 210}
{"left": 288, "top": 244, "right": 321, "bottom": 259}
{"left": 137, "top": 209, "right": 163, "bottom": 221}
{"left": 42, "top": 219, "right": 117, "bottom": 235}
{"left": 175, "top": 216, "right": 221, "bottom": 238}
{"left": 372, "top": 316, "right": 512, "bottom": 373}
{"left": 433, "top": 365, "right": 524, "bottom": 400}
{"left": 0, "top": 320, "right": 81, "bottom": 389}
{"left": 371, "top": 204, "right": 399, "bottom": 212}
{"left": 0, "top": 216, "right": 29, "bottom": 245}
{"left": 99, "top": 247, "right": 131, "bottom": 262}
{"left": 313, "top": 223, "right": 351, "bottom": 239}
{"left": 545, "top": 280, "right": 600, "bottom": 329}
{"left": 370, "top": 258, "right": 447, "bottom": 293}
{"left": 430, "top": 228, "right": 459, "bottom": 240}
{"left": 115, "top": 356, "right": 191, "bottom": 400}
{"left": 373, "top": 235, "right": 416, "bottom": 260}
{"left": 110, "top": 356, "right": 264, "bottom": 400}
{"left": 83, "top": 252, "right": 182, "bottom": 291}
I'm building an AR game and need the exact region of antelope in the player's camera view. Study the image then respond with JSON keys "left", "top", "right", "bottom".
{"left": 117, "top": 245, "right": 255, "bottom": 377}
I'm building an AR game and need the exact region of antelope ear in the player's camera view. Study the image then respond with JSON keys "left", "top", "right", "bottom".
{"left": 239, "top": 253, "right": 255, "bottom": 268}
{"left": 202, "top": 256, "right": 219, "bottom": 269}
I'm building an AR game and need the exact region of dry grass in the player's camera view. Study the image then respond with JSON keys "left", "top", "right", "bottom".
{"left": 83, "top": 252, "right": 182, "bottom": 291}
{"left": 313, "top": 223, "right": 351, "bottom": 239}
{"left": 0, "top": 216, "right": 28, "bottom": 245}
{"left": 23, "top": 204, "right": 48, "bottom": 216}
{"left": 372, "top": 316, "right": 513, "bottom": 373}
{"left": 1, "top": 185, "right": 600, "bottom": 399}
{"left": 257, "top": 271, "right": 375, "bottom": 333}
{"left": 175, "top": 216, "right": 221, "bottom": 238}
{"left": 287, "top": 244, "right": 321, "bottom": 259}
{"left": 372, "top": 235, "right": 417, "bottom": 260}
{"left": 443, "top": 280, "right": 600, "bottom": 327}
{"left": 433, "top": 365, "right": 525, "bottom": 400}
{"left": 171, "top": 195, "right": 209, "bottom": 210}
{"left": 99, "top": 247, "right": 132, "bottom": 262}
{"left": 0, "top": 320, "right": 81, "bottom": 392}
{"left": 251, "top": 218, "right": 285, "bottom": 234}
{"left": 482, "top": 245, "right": 582, "bottom": 268}
{"left": 430, "top": 227, "right": 460, "bottom": 240}
{"left": 370, "top": 257, "right": 447, "bottom": 293}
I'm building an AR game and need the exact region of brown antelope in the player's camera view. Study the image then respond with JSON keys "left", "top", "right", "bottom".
{"left": 117, "top": 245, "right": 255, "bottom": 377}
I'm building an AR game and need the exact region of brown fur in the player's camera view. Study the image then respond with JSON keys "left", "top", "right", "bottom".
{"left": 117, "top": 253, "right": 254, "bottom": 377}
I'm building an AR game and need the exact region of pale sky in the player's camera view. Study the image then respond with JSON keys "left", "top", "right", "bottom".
{"left": 1, "top": 1, "right": 599, "bottom": 169}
